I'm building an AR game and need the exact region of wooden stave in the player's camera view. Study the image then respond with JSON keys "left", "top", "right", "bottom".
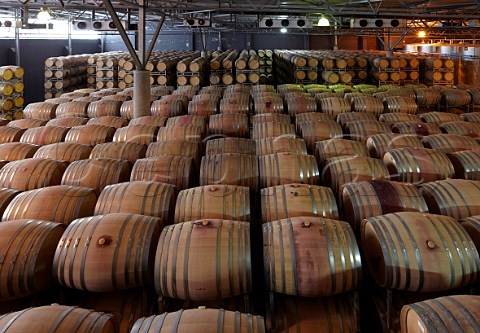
{"left": 19, "top": 126, "right": 69, "bottom": 146}
{"left": 421, "top": 134, "right": 480, "bottom": 153}
{"left": 47, "top": 117, "right": 89, "bottom": 128}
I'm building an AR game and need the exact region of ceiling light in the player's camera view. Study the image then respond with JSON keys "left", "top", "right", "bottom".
{"left": 280, "top": 28, "right": 287, "bottom": 33}
{"left": 37, "top": 7, "right": 51, "bottom": 21}
{"left": 317, "top": 16, "right": 330, "bottom": 27}
{"left": 418, "top": 30, "right": 427, "bottom": 38}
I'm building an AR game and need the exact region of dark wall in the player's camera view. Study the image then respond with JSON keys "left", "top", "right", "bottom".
{"left": 104, "top": 31, "right": 312, "bottom": 52}
{"left": 0, "top": 39, "right": 101, "bottom": 104}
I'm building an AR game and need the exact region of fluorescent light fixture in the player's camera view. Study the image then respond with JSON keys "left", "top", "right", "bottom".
{"left": 418, "top": 30, "right": 426, "bottom": 38}
{"left": 317, "top": 16, "right": 330, "bottom": 27}
{"left": 280, "top": 27, "right": 287, "bottom": 33}
{"left": 37, "top": 8, "right": 51, "bottom": 21}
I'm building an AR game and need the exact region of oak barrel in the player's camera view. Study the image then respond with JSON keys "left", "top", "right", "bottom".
{"left": 47, "top": 116, "right": 89, "bottom": 128}
{"left": 220, "top": 98, "right": 250, "bottom": 114}
{"left": 188, "top": 100, "right": 218, "bottom": 119}
{"left": 379, "top": 113, "right": 421, "bottom": 125}
{"left": 300, "top": 121, "right": 343, "bottom": 153}
{"left": 400, "top": 295, "right": 480, "bottom": 333}
{"left": 65, "top": 125, "right": 115, "bottom": 146}
{"left": 263, "top": 217, "right": 361, "bottom": 296}
{"left": 422, "top": 134, "right": 480, "bottom": 153}
{"left": 55, "top": 101, "right": 90, "bottom": 118}
{"left": 344, "top": 120, "right": 392, "bottom": 143}
{"left": 175, "top": 185, "right": 250, "bottom": 223}
{"left": 420, "top": 179, "right": 480, "bottom": 220}
{"left": 384, "top": 147, "right": 454, "bottom": 183}
{"left": 0, "top": 304, "right": 114, "bottom": 332}
{"left": 0, "top": 127, "right": 26, "bottom": 143}
{"left": 200, "top": 153, "right": 259, "bottom": 192}
{"left": 6, "top": 119, "right": 47, "bottom": 130}
{"left": 462, "top": 215, "right": 480, "bottom": 250}
{"left": 258, "top": 152, "right": 319, "bottom": 189}
{"left": 2, "top": 185, "right": 97, "bottom": 225}
{"left": 86, "top": 100, "right": 122, "bottom": 118}
{"left": 33, "top": 142, "right": 92, "bottom": 163}
{"left": 382, "top": 96, "right": 418, "bottom": 114}
{"left": 448, "top": 149, "right": 480, "bottom": 180}
{"left": 295, "top": 112, "right": 333, "bottom": 135}
{"left": 337, "top": 112, "right": 377, "bottom": 128}
{"left": 208, "top": 113, "right": 249, "bottom": 138}
{"left": 252, "top": 113, "right": 290, "bottom": 124}
{"left": 90, "top": 142, "right": 146, "bottom": 164}
{"left": 61, "top": 158, "right": 131, "bottom": 194}
{"left": 350, "top": 96, "right": 384, "bottom": 116}
{"left": 461, "top": 112, "right": 480, "bottom": 123}
{"left": 155, "top": 220, "right": 251, "bottom": 301}
{"left": 146, "top": 140, "right": 200, "bottom": 169}
{"left": 20, "top": 126, "right": 69, "bottom": 146}
{"left": 322, "top": 156, "right": 390, "bottom": 194}
{"left": 0, "top": 142, "right": 40, "bottom": 161}
{"left": 392, "top": 122, "right": 441, "bottom": 136}
{"left": 54, "top": 213, "right": 160, "bottom": 292}
{"left": 260, "top": 183, "right": 338, "bottom": 223}
{"left": 341, "top": 180, "right": 428, "bottom": 231}
{"left": 87, "top": 116, "right": 129, "bottom": 129}
{"left": 419, "top": 112, "right": 462, "bottom": 125}
{"left": 439, "top": 121, "right": 480, "bottom": 138}
{"left": 165, "top": 115, "right": 207, "bottom": 132}
{"left": 253, "top": 96, "right": 284, "bottom": 114}
{"left": 361, "top": 212, "right": 480, "bottom": 292}
{"left": 319, "top": 97, "right": 351, "bottom": 119}
{"left": 366, "top": 133, "right": 424, "bottom": 159}
{"left": 131, "top": 156, "right": 195, "bottom": 191}
{"left": 256, "top": 137, "right": 307, "bottom": 156}
{"left": 285, "top": 95, "right": 317, "bottom": 117}
{"left": 129, "top": 116, "right": 167, "bottom": 128}
{"left": 157, "top": 125, "right": 204, "bottom": 143}
{"left": 206, "top": 138, "right": 255, "bottom": 156}
{"left": 0, "top": 158, "right": 68, "bottom": 191}
{"left": 95, "top": 181, "right": 175, "bottom": 223}
{"left": 0, "top": 220, "right": 64, "bottom": 300}
{"left": 315, "top": 138, "right": 369, "bottom": 166}
{"left": 113, "top": 125, "right": 158, "bottom": 145}
{"left": 151, "top": 98, "right": 186, "bottom": 118}
{"left": 23, "top": 102, "right": 58, "bottom": 120}
{"left": 252, "top": 122, "right": 295, "bottom": 140}
{"left": 131, "top": 308, "right": 264, "bottom": 333}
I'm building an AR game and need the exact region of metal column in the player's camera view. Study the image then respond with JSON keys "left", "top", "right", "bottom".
{"left": 104, "top": 0, "right": 165, "bottom": 118}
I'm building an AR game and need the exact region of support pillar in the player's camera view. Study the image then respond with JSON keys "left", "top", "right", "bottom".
{"left": 133, "top": 70, "right": 151, "bottom": 117}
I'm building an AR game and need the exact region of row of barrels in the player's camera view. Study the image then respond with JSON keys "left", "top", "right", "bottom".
{"left": 0, "top": 293, "right": 478, "bottom": 333}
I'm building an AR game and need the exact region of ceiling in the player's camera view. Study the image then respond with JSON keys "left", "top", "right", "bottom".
{"left": 1, "top": 0, "right": 480, "bottom": 34}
